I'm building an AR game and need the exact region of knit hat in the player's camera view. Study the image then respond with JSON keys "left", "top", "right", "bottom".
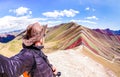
{"left": 23, "top": 22, "right": 47, "bottom": 46}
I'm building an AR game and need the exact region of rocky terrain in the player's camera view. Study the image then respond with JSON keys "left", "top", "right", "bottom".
{"left": 48, "top": 46, "right": 116, "bottom": 77}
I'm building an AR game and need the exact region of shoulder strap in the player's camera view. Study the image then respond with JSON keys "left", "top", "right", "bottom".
{"left": 28, "top": 49, "right": 53, "bottom": 77}
{"left": 33, "top": 49, "right": 53, "bottom": 69}
{"left": 28, "top": 53, "right": 36, "bottom": 77}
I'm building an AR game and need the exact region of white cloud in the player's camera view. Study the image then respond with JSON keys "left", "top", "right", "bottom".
{"left": 0, "top": 14, "right": 98, "bottom": 33}
{"left": 85, "top": 16, "right": 98, "bottom": 20}
{"left": 40, "top": 21, "right": 62, "bottom": 27}
{"left": 42, "top": 9, "right": 79, "bottom": 18}
{"left": 85, "top": 7, "right": 95, "bottom": 11}
{"left": 85, "top": 7, "right": 90, "bottom": 10}
{"left": 0, "top": 15, "right": 63, "bottom": 33}
{"left": 0, "top": 16, "right": 48, "bottom": 33}
{"left": 9, "top": 7, "right": 32, "bottom": 16}
{"left": 70, "top": 19, "right": 97, "bottom": 24}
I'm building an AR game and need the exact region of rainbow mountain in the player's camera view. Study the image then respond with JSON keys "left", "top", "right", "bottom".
{"left": 45, "top": 22, "right": 120, "bottom": 63}
{"left": 0, "top": 22, "right": 120, "bottom": 77}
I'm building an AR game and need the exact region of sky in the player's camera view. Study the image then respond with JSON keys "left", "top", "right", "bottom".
{"left": 0, "top": 0, "right": 120, "bottom": 33}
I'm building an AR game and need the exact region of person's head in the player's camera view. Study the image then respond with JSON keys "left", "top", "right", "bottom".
{"left": 23, "top": 22, "right": 47, "bottom": 46}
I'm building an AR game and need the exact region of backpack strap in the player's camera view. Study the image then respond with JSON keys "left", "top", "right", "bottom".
{"left": 27, "top": 49, "right": 53, "bottom": 77}
{"left": 28, "top": 55, "right": 36, "bottom": 77}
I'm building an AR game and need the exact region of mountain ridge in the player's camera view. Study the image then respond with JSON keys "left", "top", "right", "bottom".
{"left": 0, "top": 22, "right": 120, "bottom": 43}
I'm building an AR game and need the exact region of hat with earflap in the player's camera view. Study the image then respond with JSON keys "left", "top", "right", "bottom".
{"left": 23, "top": 22, "right": 47, "bottom": 46}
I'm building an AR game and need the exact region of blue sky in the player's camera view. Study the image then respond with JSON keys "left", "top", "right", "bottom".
{"left": 0, "top": 0, "right": 120, "bottom": 33}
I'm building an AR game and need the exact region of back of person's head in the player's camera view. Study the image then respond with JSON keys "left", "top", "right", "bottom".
{"left": 23, "top": 22, "right": 47, "bottom": 46}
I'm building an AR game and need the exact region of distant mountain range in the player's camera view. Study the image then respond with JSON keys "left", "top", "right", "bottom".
{"left": 0, "top": 34, "right": 15, "bottom": 43}
{"left": 0, "top": 29, "right": 24, "bottom": 43}
{"left": 0, "top": 23, "right": 120, "bottom": 43}
{"left": 111, "top": 30, "right": 120, "bottom": 35}
{"left": 94, "top": 28, "right": 120, "bottom": 35}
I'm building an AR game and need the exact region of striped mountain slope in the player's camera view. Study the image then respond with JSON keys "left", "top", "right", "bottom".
{"left": 45, "top": 22, "right": 120, "bottom": 64}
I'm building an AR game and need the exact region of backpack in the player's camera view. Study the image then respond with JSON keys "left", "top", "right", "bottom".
{"left": 22, "top": 49, "right": 52, "bottom": 77}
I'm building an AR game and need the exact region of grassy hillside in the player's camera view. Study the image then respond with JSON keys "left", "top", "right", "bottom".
{"left": 0, "top": 39, "right": 22, "bottom": 57}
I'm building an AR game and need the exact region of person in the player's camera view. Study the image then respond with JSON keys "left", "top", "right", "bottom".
{"left": 0, "top": 22, "right": 57, "bottom": 77}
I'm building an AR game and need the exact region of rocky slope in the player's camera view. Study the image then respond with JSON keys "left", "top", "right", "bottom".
{"left": 48, "top": 45, "right": 116, "bottom": 77}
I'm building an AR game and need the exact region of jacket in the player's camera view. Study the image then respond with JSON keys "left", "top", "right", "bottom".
{"left": 0, "top": 44, "right": 53, "bottom": 77}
